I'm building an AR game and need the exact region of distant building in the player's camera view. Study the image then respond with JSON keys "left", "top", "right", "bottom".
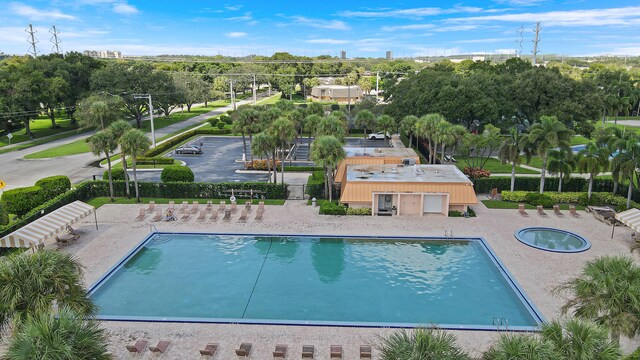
{"left": 310, "top": 85, "right": 362, "bottom": 103}
{"left": 386, "top": 50, "right": 393, "bottom": 60}
{"left": 340, "top": 50, "right": 346, "bottom": 59}
{"left": 83, "top": 50, "right": 122, "bottom": 59}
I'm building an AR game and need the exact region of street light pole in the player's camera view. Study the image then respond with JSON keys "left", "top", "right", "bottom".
{"left": 133, "top": 94, "right": 156, "bottom": 147}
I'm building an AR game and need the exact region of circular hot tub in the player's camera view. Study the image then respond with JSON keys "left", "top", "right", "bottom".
{"left": 515, "top": 227, "right": 590, "bottom": 253}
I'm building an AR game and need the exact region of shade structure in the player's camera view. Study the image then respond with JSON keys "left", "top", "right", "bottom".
{"left": 0, "top": 201, "right": 96, "bottom": 249}
{"left": 615, "top": 208, "right": 640, "bottom": 233}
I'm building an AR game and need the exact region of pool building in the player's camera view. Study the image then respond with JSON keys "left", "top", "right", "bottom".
{"left": 334, "top": 147, "right": 421, "bottom": 188}
{"left": 340, "top": 164, "right": 478, "bottom": 216}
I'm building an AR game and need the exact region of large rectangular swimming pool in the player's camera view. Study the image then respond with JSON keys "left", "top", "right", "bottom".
{"left": 89, "top": 233, "right": 543, "bottom": 330}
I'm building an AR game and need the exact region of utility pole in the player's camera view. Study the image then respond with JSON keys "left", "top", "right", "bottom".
{"left": 375, "top": 71, "right": 379, "bottom": 95}
{"left": 230, "top": 80, "right": 236, "bottom": 110}
{"left": 531, "top": 21, "right": 541, "bottom": 66}
{"left": 252, "top": 74, "right": 257, "bottom": 105}
{"left": 133, "top": 94, "right": 156, "bottom": 147}
{"left": 50, "top": 25, "right": 62, "bottom": 55}
{"left": 26, "top": 24, "right": 38, "bottom": 57}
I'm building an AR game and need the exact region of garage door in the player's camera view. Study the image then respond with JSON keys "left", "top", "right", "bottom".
{"left": 423, "top": 195, "right": 444, "bottom": 213}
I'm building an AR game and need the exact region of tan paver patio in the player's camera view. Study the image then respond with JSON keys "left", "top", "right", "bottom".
{"left": 62, "top": 199, "right": 640, "bottom": 359}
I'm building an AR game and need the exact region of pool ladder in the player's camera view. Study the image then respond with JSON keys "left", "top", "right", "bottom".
{"left": 444, "top": 230, "right": 454, "bottom": 239}
{"left": 493, "top": 317, "right": 509, "bottom": 331}
{"left": 150, "top": 224, "right": 159, "bottom": 234}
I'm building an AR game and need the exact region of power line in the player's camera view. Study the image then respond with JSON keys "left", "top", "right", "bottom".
{"left": 532, "top": 22, "right": 542, "bottom": 66}
{"left": 516, "top": 25, "right": 524, "bottom": 58}
{"left": 50, "top": 26, "right": 62, "bottom": 55}
{"left": 26, "top": 24, "right": 38, "bottom": 57}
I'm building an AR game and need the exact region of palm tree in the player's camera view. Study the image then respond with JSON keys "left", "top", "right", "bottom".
{"left": 547, "top": 148, "right": 576, "bottom": 193}
{"left": 119, "top": 129, "right": 151, "bottom": 202}
{"left": 303, "top": 114, "right": 322, "bottom": 152}
{"left": 577, "top": 142, "right": 610, "bottom": 201}
{"left": 499, "top": 128, "right": 527, "bottom": 192}
{"left": 76, "top": 93, "right": 124, "bottom": 130}
{"left": 5, "top": 307, "right": 110, "bottom": 360}
{"left": 554, "top": 256, "right": 640, "bottom": 344}
{"left": 316, "top": 115, "right": 346, "bottom": 142}
{"left": 87, "top": 130, "right": 118, "bottom": 201}
{"left": 400, "top": 115, "right": 418, "bottom": 148}
{"left": 0, "top": 250, "right": 95, "bottom": 333}
{"left": 416, "top": 114, "right": 444, "bottom": 164}
{"left": 355, "top": 109, "right": 376, "bottom": 141}
{"left": 309, "top": 135, "right": 346, "bottom": 202}
{"left": 268, "top": 117, "right": 297, "bottom": 184}
{"left": 609, "top": 132, "right": 640, "bottom": 208}
{"left": 376, "top": 114, "right": 396, "bottom": 141}
{"left": 525, "top": 116, "right": 574, "bottom": 194}
{"left": 235, "top": 107, "right": 261, "bottom": 162}
{"left": 541, "top": 319, "right": 621, "bottom": 359}
{"left": 448, "top": 124, "right": 468, "bottom": 163}
{"left": 252, "top": 132, "right": 275, "bottom": 181}
{"left": 482, "top": 333, "right": 556, "bottom": 360}
{"left": 378, "top": 328, "right": 470, "bottom": 360}
{"left": 434, "top": 120, "right": 456, "bottom": 164}
{"left": 109, "top": 120, "right": 133, "bottom": 198}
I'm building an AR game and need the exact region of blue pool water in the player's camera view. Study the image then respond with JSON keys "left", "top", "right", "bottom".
{"left": 89, "top": 234, "right": 543, "bottom": 330}
{"left": 516, "top": 227, "right": 590, "bottom": 253}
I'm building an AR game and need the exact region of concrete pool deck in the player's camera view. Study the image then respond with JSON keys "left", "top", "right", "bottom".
{"left": 63, "top": 199, "right": 639, "bottom": 359}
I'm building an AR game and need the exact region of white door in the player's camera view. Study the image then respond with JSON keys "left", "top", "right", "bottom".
{"left": 423, "top": 195, "right": 443, "bottom": 213}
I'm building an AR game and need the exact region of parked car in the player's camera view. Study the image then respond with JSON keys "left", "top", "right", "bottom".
{"left": 175, "top": 145, "right": 203, "bottom": 154}
{"left": 368, "top": 132, "right": 389, "bottom": 140}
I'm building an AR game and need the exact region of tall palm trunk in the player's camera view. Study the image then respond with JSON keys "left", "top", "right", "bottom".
{"left": 613, "top": 179, "right": 618, "bottom": 195}
{"left": 433, "top": 141, "right": 439, "bottom": 164}
{"left": 241, "top": 132, "right": 247, "bottom": 162}
{"left": 328, "top": 167, "right": 334, "bottom": 202}
{"left": 627, "top": 176, "right": 634, "bottom": 209}
{"left": 132, "top": 157, "right": 140, "bottom": 202}
{"left": 588, "top": 173, "right": 594, "bottom": 200}
{"left": 539, "top": 156, "right": 548, "bottom": 194}
{"left": 441, "top": 144, "right": 446, "bottom": 164}
{"left": 510, "top": 162, "right": 516, "bottom": 192}
{"left": 323, "top": 165, "right": 329, "bottom": 200}
{"left": 280, "top": 149, "right": 285, "bottom": 184}
{"left": 408, "top": 133, "right": 413, "bottom": 148}
{"left": 248, "top": 132, "right": 254, "bottom": 162}
{"left": 272, "top": 149, "right": 277, "bottom": 184}
{"left": 558, "top": 172, "right": 563, "bottom": 193}
{"left": 105, "top": 152, "right": 114, "bottom": 202}
{"left": 265, "top": 153, "right": 271, "bottom": 181}
{"left": 120, "top": 153, "right": 131, "bottom": 197}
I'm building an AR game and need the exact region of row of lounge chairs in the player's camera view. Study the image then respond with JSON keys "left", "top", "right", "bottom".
{"left": 518, "top": 203, "right": 580, "bottom": 217}
{"left": 199, "top": 342, "right": 373, "bottom": 358}
{"left": 135, "top": 201, "right": 265, "bottom": 222}
{"left": 127, "top": 340, "right": 373, "bottom": 358}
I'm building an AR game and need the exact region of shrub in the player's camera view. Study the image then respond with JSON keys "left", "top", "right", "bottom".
{"left": 501, "top": 191, "right": 529, "bottom": 202}
{"left": 0, "top": 202, "right": 8, "bottom": 226}
{"left": 525, "top": 193, "right": 554, "bottom": 208}
{"left": 161, "top": 166, "right": 195, "bottom": 183}
{"left": 245, "top": 159, "right": 280, "bottom": 171}
{"left": 448, "top": 210, "right": 463, "bottom": 217}
{"left": 103, "top": 168, "right": 126, "bottom": 181}
{"left": 284, "top": 166, "right": 324, "bottom": 172}
{"left": 319, "top": 201, "right": 346, "bottom": 215}
{"left": 306, "top": 171, "right": 325, "bottom": 199}
{"left": 346, "top": 207, "right": 371, "bottom": 215}
{"left": 137, "top": 157, "right": 174, "bottom": 165}
{"left": 330, "top": 104, "right": 340, "bottom": 111}
{"left": 216, "top": 121, "right": 226, "bottom": 129}
{"left": 0, "top": 186, "right": 46, "bottom": 217}
{"left": 207, "top": 116, "right": 220, "bottom": 126}
{"left": 220, "top": 114, "right": 233, "bottom": 124}
{"left": 463, "top": 167, "right": 491, "bottom": 179}
{"left": 35, "top": 175, "right": 70, "bottom": 200}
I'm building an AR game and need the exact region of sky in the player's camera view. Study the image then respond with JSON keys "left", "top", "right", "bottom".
{"left": 0, "top": 0, "right": 639, "bottom": 57}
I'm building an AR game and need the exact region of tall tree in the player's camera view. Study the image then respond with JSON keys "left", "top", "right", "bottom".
{"left": 119, "top": 129, "right": 151, "bottom": 202}
{"left": 525, "top": 116, "right": 574, "bottom": 193}
{"left": 577, "top": 142, "right": 610, "bottom": 200}
{"left": 316, "top": 116, "right": 346, "bottom": 142}
{"left": 415, "top": 114, "right": 442, "bottom": 164}
{"left": 499, "top": 128, "right": 527, "bottom": 192}
{"left": 609, "top": 132, "right": 640, "bottom": 208}
{"left": 76, "top": 94, "right": 124, "bottom": 130}
{"left": 252, "top": 132, "right": 275, "bottom": 181}
{"left": 355, "top": 109, "right": 376, "bottom": 152}
{"left": 547, "top": 148, "right": 576, "bottom": 193}
{"left": 376, "top": 114, "right": 396, "bottom": 140}
{"left": 5, "top": 307, "right": 110, "bottom": 360}
{"left": 555, "top": 256, "right": 640, "bottom": 345}
{"left": 108, "top": 120, "right": 133, "bottom": 197}
{"left": 0, "top": 250, "right": 95, "bottom": 334}
{"left": 87, "top": 130, "right": 118, "bottom": 201}
{"left": 400, "top": 115, "right": 418, "bottom": 148}
{"left": 268, "top": 117, "right": 297, "bottom": 184}
{"left": 309, "top": 135, "right": 346, "bottom": 202}
{"left": 172, "top": 72, "right": 210, "bottom": 112}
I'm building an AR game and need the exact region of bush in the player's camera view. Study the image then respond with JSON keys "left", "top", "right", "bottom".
{"left": 35, "top": 175, "right": 70, "bottom": 200}
{"left": 319, "top": 201, "right": 346, "bottom": 215}
{"left": 216, "top": 121, "right": 226, "bottom": 129}
{"left": 306, "top": 171, "right": 325, "bottom": 199}
{"left": 463, "top": 167, "right": 491, "bottom": 179}
{"left": 525, "top": 193, "right": 554, "bottom": 208}
{"left": 284, "top": 166, "right": 323, "bottom": 172}
{"left": 103, "top": 168, "right": 126, "bottom": 181}
{"left": 501, "top": 190, "right": 640, "bottom": 209}
{"left": 137, "top": 157, "right": 174, "bottom": 165}
{"left": 161, "top": 166, "right": 195, "bottom": 183}
{"left": 448, "top": 210, "right": 463, "bottom": 217}
{"left": 330, "top": 104, "right": 340, "bottom": 111}
{"left": 346, "top": 207, "right": 371, "bottom": 215}
{"left": 501, "top": 191, "right": 529, "bottom": 202}
{"left": 0, "top": 186, "right": 46, "bottom": 217}
{"left": 207, "top": 116, "right": 220, "bottom": 126}
{"left": 245, "top": 160, "right": 280, "bottom": 171}
{"left": 0, "top": 202, "right": 8, "bottom": 226}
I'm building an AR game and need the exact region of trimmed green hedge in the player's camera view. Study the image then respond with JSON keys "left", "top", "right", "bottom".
{"left": 35, "top": 175, "right": 71, "bottom": 200}
{"left": 319, "top": 201, "right": 347, "bottom": 215}
{"left": 284, "top": 166, "right": 324, "bottom": 172}
{"left": 346, "top": 207, "right": 371, "bottom": 215}
{"left": 103, "top": 168, "right": 126, "bottom": 181}
{"left": 0, "top": 186, "right": 46, "bottom": 217}
{"left": 502, "top": 190, "right": 640, "bottom": 209}
{"left": 161, "top": 166, "right": 195, "bottom": 183}
{"left": 0, "top": 203, "right": 8, "bottom": 226}
{"left": 306, "top": 171, "right": 325, "bottom": 199}
{"left": 137, "top": 157, "right": 174, "bottom": 165}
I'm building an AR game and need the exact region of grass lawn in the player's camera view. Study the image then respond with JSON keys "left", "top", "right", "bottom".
{"left": 570, "top": 135, "right": 590, "bottom": 145}
{"left": 256, "top": 92, "right": 283, "bottom": 105}
{"left": 138, "top": 104, "right": 224, "bottom": 133}
{"left": 481, "top": 200, "right": 585, "bottom": 210}
{"left": 0, "top": 118, "right": 78, "bottom": 147}
{"left": 24, "top": 138, "right": 91, "bottom": 159}
{"left": 525, "top": 156, "right": 545, "bottom": 169}
{"left": 603, "top": 122, "right": 640, "bottom": 135}
{"left": 455, "top": 157, "right": 539, "bottom": 174}
{"left": 87, "top": 197, "right": 285, "bottom": 209}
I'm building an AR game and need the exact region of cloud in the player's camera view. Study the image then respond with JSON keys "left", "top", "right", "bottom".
{"left": 382, "top": 24, "right": 435, "bottom": 31}
{"left": 493, "top": 0, "right": 545, "bottom": 6}
{"left": 225, "top": 5, "right": 242, "bottom": 11}
{"left": 225, "top": 32, "right": 247, "bottom": 38}
{"left": 338, "top": 6, "right": 485, "bottom": 19}
{"left": 282, "top": 15, "right": 350, "bottom": 30}
{"left": 9, "top": 2, "right": 76, "bottom": 20}
{"left": 112, "top": 2, "right": 138, "bottom": 15}
{"left": 454, "top": 37, "right": 513, "bottom": 43}
{"left": 306, "top": 38, "right": 351, "bottom": 44}
{"left": 448, "top": 6, "right": 640, "bottom": 26}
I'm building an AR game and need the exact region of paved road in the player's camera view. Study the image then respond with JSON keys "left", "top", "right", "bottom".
{"left": 130, "top": 136, "right": 269, "bottom": 183}
{"left": 0, "top": 100, "right": 256, "bottom": 190}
